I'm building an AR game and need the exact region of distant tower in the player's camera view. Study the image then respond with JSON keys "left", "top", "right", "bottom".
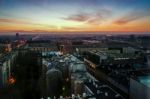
{"left": 16, "top": 32, "right": 19, "bottom": 40}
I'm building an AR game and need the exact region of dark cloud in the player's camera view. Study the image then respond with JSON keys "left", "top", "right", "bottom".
{"left": 63, "top": 9, "right": 111, "bottom": 25}
{"left": 114, "top": 11, "right": 149, "bottom": 25}
{"left": 63, "top": 13, "right": 90, "bottom": 22}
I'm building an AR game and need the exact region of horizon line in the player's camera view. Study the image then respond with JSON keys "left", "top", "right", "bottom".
{"left": 0, "top": 31, "right": 150, "bottom": 36}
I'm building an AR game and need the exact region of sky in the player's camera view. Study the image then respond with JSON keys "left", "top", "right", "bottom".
{"left": 0, "top": 0, "right": 150, "bottom": 33}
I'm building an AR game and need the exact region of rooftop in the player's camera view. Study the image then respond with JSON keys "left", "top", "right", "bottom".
{"left": 138, "top": 76, "right": 150, "bottom": 88}
{"left": 85, "top": 81, "right": 124, "bottom": 99}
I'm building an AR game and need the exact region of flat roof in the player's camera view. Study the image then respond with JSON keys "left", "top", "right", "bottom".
{"left": 85, "top": 81, "right": 124, "bottom": 99}
{"left": 138, "top": 76, "right": 150, "bottom": 87}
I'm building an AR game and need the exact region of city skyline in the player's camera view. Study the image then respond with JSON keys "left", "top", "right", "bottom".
{"left": 0, "top": 0, "right": 150, "bottom": 34}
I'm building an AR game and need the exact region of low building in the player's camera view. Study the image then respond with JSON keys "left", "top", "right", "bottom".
{"left": 84, "top": 50, "right": 144, "bottom": 69}
{"left": 84, "top": 80, "right": 124, "bottom": 99}
{"left": 0, "top": 43, "right": 12, "bottom": 52}
{"left": 0, "top": 51, "right": 18, "bottom": 88}
{"left": 130, "top": 75, "right": 150, "bottom": 99}
{"left": 46, "top": 68, "right": 63, "bottom": 97}
{"left": 27, "top": 41, "right": 57, "bottom": 52}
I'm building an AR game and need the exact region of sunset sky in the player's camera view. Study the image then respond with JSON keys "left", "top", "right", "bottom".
{"left": 0, "top": 0, "right": 150, "bottom": 33}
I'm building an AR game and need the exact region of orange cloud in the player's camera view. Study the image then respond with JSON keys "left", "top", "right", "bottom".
{"left": 0, "top": 11, "right": 150, "bottom": 33}
{"left": 0, "top": 18, "right": 56, "bottom": 28}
